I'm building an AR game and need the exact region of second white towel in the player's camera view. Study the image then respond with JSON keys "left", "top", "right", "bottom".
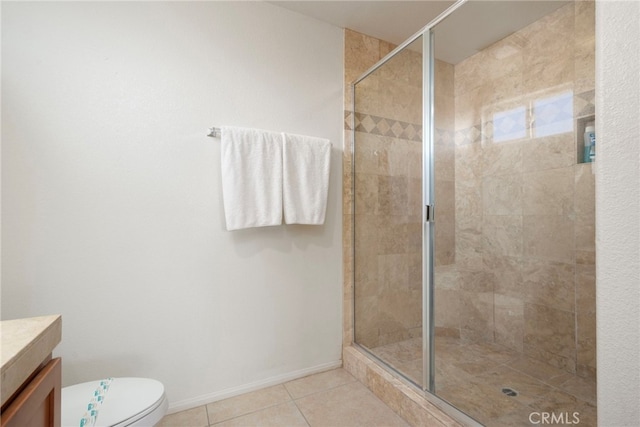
{"left": 282, "top": 133, "right": 331, "bottom": 225}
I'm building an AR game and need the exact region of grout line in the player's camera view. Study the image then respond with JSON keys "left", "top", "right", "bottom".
{"left": 290, "top": 379, "right": 359, "bottom": 402}
{"left": 208, "top": 400, "right": 293, "bottom": 426}
{"left": 291, "top": 398, "right": 312, "bottom": 427}
{"left": 205, "top": 403, "right": 212, "bottom": 426}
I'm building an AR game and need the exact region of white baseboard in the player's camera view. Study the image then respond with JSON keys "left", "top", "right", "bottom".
{"left": 167, "top": 360, "right": 342, "bottom": 414}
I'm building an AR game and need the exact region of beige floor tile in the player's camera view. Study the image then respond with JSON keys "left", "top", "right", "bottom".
{"left": 295, "top": 381, "right": 409, "bottom": 427}
{"left": 211, "top": 402, "right": 309, "bottom": 427}
{"left": 284, "top": 368, "right": 357, "bottom": 399}
{"left": 206, "top": 385, "right": 292, "bottom": 424}
{"left": 157, "top": 406, "right": 209, "bottom": 427}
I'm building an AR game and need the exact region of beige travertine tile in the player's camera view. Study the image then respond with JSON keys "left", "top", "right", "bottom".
{"left": 493, "top": 294, "right": 525, "bottom": 352}
{"left": 522, "top": 259, "right": 575, "bottom": 312}
{"left": 482, "top": 140, "right": 523, "bottom": 177}
{"left": 206, "top": 385, "right": 292, "bottom": 425}
{"left": 157, "top": 406, "right": 208, "bottom": 427}
{"left": 523, "top": 215, "right": 574, "bottom": 263}
{"left": 484, "top": 255, "right": 523, "bottom": 297}
{"left": 483, "top": 215, "right": 523, "bottom": 258}
{"left": 455, "top": 216, "right": 483, "bottom": 270}
{"left": 211, "top": 402, "right": 308, "bottom": 427}
{"left": 483, "top": 174, "right": 523, "bottom": 216}
{"left": 522, "top": 133, "right": 575, "bottom": 172}
{"left": 524, "top": 303, "right": 576, "bottom": 360}
{"left": 575, "top": 163, "right": 596, "bottom": 216}
{"left": 284, "top": 369, "right": 356, "bottom": 400}
{"left": 523, "top": 167, "right": 574, "bottom": 216}
{"left": 435, "top": 215, "right": 455, "bottom": 266}
{"left": 344, "top": 29, "right": 380, "bottom": 84}
{"left": 575, "top": 215, "right": 595, "bottom": 253}
{"left": 434, "top": 288, "right": 461, "bottom": 331}
{"left": 459, "top": 291, "right": 495, "bottom": 343}
{"left": 295, "top": 381, "right": 409, "bottom": 427}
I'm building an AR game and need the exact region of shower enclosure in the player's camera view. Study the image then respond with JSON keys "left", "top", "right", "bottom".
{"left": 351, "top": 1, "right": 596, "bottom": 425}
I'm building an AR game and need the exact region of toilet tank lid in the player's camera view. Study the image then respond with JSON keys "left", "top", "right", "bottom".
{"left": 62, "top": 377, "right": 165, "bottom": 427}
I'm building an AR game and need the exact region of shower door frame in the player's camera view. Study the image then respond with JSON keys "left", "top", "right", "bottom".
{"left": 351, "top": 0, "right": 481, "bottom": 424}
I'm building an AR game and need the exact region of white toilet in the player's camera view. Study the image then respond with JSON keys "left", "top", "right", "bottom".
{"left": 62, "top": 378, "right": 168, "bottom": 426}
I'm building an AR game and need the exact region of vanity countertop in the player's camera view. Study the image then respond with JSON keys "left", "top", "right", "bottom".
{"left": 0, "top": 314, "right": 62, "bottom": 407}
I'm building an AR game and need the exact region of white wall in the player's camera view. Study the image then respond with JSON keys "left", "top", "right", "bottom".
{"left": 596, "top": 1, "right": 640, "bottom": 425}
{"left": 1, "top": 1, "right": 343, "bottom": 411}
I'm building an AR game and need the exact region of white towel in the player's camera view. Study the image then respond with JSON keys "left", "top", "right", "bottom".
{"left": 282, "top": 133, "right": 331, "bottom": 225}
{"left": 221, "top": 126, "right": 283, "bottom": 231}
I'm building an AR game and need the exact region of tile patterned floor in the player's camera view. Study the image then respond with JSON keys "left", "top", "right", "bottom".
{"left": 370, "top": 336, "right": 597, "bottom": 427}
{"left": 157, "top": 369, "right": 409, "bottom": 427}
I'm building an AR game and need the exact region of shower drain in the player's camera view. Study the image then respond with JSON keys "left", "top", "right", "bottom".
{"left": 501, "top": 387, "right": 518, "bottom": 397}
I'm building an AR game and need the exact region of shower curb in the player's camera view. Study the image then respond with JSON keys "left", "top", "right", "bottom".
{"left": 343, "top": 346, "right": 471, "bottom": 427}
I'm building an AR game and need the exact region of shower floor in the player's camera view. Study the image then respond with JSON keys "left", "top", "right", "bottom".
{"left": 369, "top": 336, "right": 597, "bottom": 426}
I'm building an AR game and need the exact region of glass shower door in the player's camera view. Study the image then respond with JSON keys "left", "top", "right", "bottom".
{"left": 352, "top": 36, "right": 425, "bottom": 388}
{"left": 430, "top": 2, "right": 597, "bottom": 425}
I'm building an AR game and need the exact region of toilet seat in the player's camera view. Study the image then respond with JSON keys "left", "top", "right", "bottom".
{"left": 62, "top": 378, "right": 168, "bottom": 427}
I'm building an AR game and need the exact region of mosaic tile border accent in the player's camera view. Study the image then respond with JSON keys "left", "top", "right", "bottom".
{"left": 575, "top": 89, "right": 595, "bottom": 118}
{"left": 344, "top": 110, "right": 422, "bottom": 142}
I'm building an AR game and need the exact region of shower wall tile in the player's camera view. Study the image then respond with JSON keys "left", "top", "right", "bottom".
{"left": 434, "top": 264, "right": 459, "bottom": 291}
{"left": 483, "top": 174, "right": 523, "bottom": 216}
{"left": 455, "top": 147, "right": 483, "bottom": 218}
{"left": 435, "top": 143, "right": 455, "bottom": 182}
{"left": 457, "top": 268, "right": 492, "bottom": 293}
{"left": 377, "top": 176, "right": 408, "bottom": 216}
{"left": 575, "top": 216, "right": 595, "bottom": 254}
{"left": 574, "top": 163, "right": 595, "bottom": 216}
{"left": 354, "top": 173, "right": 378, "bottom": 214}
{"left": 523, "top": 167, "right": 574, "bottom": 216}
{"left": 574, "top": 39, "right": 596, "bottom": 95}
{"left": 521, "top": 4, "right": 575, "bottom": 94}
{"left": 379, "top": 254, "right": 409, "bottom": 290}
{"left": 522, "top": 259, "right": 575, "bottom": 313}
{"left": 435, "top": 59, "right": 455, "bottom": 130}
{"left": 354, "top": 132, "right": 388, "bottom": 176}
{"left": 576, "top": 265, "right": 596, "bottom": 380}
{"left": 494, "top": 327, "right": 525, "bottom": 362}
{"left": 523, "top": 215, "right": 575, "bottom": 263}
{"left": 455, "top": 215, "right": 483, "bottom": 269}
{"left": 574, "top": 1, "right": 596, "bottom": 94}
{"left": 522, "top": 133, "right": 575, "bottom": 172}
{"left": 435, "top": 216, "right": 455, "bottom": 266}
{"left": 484, "top": 255, "right": 523, "bottom": 298}
{"left": 460, "top": 291, "right": 494, "bottom": 343}
{"left": 482, "top": 141, "right": 523, "bottom": 177}
{"left": 354, "top": 251, "right": 379, "bottom": 299}
{"left": 435, "top": 289, "right": 461, "bottom": 332}
{"left": 345, "top": 29, "right": 380, "bottom": 85}
{"left": 354, "top": 295, "right": 380, "bottom": 347}
{"left": 482, "top": 215, "right": 523, "bottom": 258}
{"left": 524, "top": 303, "right": 576, "bottom": 361}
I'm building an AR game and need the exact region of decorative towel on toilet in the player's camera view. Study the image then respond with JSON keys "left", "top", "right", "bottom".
{"left": 220, "top": 126, "right": 283, "bottom": 231}
{"left": 282, "top": 133, "right": 331, "bottom": 225}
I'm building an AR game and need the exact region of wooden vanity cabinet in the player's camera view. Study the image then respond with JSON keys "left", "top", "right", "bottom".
{"left": 1, "top": 357, "right": 61, "bottom": 427}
